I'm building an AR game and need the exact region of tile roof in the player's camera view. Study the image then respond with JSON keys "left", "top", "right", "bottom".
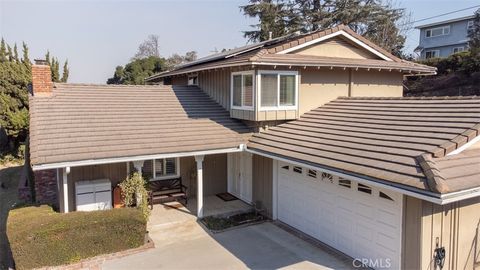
{"left": 146, "top": 25, "right": 436, "bottom": 81}
{"left": 29, "top": 84, "right": 251, "bottom": 167}
{"left": 248, "top": 96, "right": 480, "bottom": 194}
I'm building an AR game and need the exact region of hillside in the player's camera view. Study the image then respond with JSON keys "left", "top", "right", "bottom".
{"left": 404, "top": 71, "right": 480, "bottom": 97}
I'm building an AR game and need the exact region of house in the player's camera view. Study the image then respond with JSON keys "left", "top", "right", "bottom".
{"left": 415, "top": 15, "right": 476, "bottom": 59}
{"left": 28, "top": 25, "right": 480, "bottom": 270}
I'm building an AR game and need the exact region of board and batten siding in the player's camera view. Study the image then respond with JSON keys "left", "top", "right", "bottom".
{"left": 403, "top": 196, "right": 480, "bottom": 270}
{"left": 179, "top": 154, "right": 228, "bottom": 197}
{"left": 60, "top": 162, "right": 128, "bottom": 212}
{"left": 252, "top": 154, "right": 273, "bottom": 218}
{"left": 172, "top": 66, "right": 403, "bottom": 122}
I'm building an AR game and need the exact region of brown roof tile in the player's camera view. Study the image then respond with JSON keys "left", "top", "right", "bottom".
{"left": 29, "top": 84, "right": 251, "bottom": 167}
{"left": 248, "top": 96, "right": 480, "bottom": 194}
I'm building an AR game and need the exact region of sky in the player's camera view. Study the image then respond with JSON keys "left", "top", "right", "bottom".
{"left": 0, "top": 0, "right": 479, "bottom": 83}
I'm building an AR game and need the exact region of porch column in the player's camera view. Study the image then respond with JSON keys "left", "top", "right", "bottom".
{"left": 132, "top": 160, "right": 145, "bottom": 176}
{"left": 195, "top": 155, "right": 205, "bottom": 218}
{"left": 63, "top": 167, "right": 70, "bottom": 213}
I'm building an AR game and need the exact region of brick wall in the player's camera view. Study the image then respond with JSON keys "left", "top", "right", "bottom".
{"left": 34, "top": 169, "right": 58, "bottom": 208}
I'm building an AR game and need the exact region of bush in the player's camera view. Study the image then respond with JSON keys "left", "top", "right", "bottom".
{"left": 7, "top": 205, "right": 146, "bottom": 269}
{"left": 418, "top": 51, "right": 480, "bottom": 75}
{"left": 119, "top": 172, "right": 150, "bottom": 220}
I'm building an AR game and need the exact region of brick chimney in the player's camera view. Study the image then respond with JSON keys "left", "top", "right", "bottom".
{"left": 31, "top": 59, "right": 53, "bottom": 95}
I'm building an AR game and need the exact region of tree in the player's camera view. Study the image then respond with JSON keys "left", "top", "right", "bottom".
{"left": 164, "top": 51, "right": 198, "bottom": 70}
{"left": 61, "top": 60, "right": 69, "bottom": 83}
{"left": 133, "top": 34, "right": 160, "bottom": 59}
{"left": 0, "top": 39, "right": 66, "bottom": 156}
{"left": 241, "top": 0, "right": 411, "bottom": 56}
{"left": 469, "top": 8, "right": 480, "bottom": 58}
{"left": 107, "top": 56, "right": 165, "bottom": 85}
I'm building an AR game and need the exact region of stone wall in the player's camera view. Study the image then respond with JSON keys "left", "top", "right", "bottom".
{"left": 34, "top": 169, "right": 58, "bottom": 208}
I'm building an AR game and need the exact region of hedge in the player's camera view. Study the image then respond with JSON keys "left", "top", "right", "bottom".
{"left": 7, "top": 205, "right": 146, "bottom": 269}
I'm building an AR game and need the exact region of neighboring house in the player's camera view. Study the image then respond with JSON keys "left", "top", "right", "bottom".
{"left": 415, "top": 15, "right": 476, "bottom": 59}
{"left": 28, "top": 25, "right": 480, "bottom": 270}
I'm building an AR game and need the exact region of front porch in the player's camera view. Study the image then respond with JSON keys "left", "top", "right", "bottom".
{"left": 148, "top": 195, "right": 253, "bottom": 228}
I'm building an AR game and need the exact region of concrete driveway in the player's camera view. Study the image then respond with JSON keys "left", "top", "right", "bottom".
{"left": 102, "top": 206, "right": 354, "bottom": 270}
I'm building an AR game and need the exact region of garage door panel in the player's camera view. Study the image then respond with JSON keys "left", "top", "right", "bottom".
{"left": 277, "top": 162, "right": 402, "bottom": 270}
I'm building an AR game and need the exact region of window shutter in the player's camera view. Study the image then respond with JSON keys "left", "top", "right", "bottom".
{"left": 261, "top": 74, "right": 277, "bottom": 107}
{"left": 233, "top": 75, "right": 242, "bottom": 106}
{"left": 280, "top": 75, "right": 295, "bottom": 106}
{"left": 243, "top": 74, "right": 253, "bottom": 107}
{"left": 165, "top": 158, "right": 176, "bottom": 175}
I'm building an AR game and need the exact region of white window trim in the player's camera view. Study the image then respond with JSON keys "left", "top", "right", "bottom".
{"left": 425, "top": 50, "right": 440, "bottom": 58}
{"left": 230, "top": 70, "right": 255, "bottom": 111}
{"left": 467, "top": 20, "right": 474, "bottom": 30}
{"left": 453, "top": 46, "right": 465, "bottom": 53}
{"left": 151, "top": 157, "right": 181, "bottom": 181}
{"left": 425, "top": 25, "right": 450, "bottom": 38}
{"left": 257, "top": 70, "right": 299, "bottom": 111}
{"left": 187, "top": 74, "right": 198, "bottom": 86}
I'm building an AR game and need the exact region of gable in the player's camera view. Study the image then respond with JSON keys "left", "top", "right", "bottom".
{"left": 290, "top": 36, "right": 381, "bottom": 60}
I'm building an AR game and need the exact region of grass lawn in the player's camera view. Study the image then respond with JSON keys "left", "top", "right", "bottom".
{"left": 7, "top": 205, "right": 147, "bottom": 270}
{"left": 0, "top": 165, "right": 22, "bottom": 270}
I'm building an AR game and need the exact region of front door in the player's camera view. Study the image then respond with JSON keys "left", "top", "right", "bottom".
{"left": 227, "top": 152, "right": 252, "bottom": 203}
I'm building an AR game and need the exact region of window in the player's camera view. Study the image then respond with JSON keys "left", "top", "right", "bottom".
{"left": 358, "top": 184, "right": 372, "bottom": 194}
{"left": 379, "top": 191, "right": 394, "bottom": 201}
{"left": 321, "top": 172, "right": 333, "bottom": 183}
{"left": 425, "top": 25, "right": 450, "bottom": 38}
{"left": 293, "top": 166, "right": 303, "bottom": 174}
{"left": 453, "top": 47, "right": 465, "bottom": 54}
{"left": 187, "top": 74, "right": 198, "bottom": 85}
{"left": 231, "top": 71, "right": 254, "bottom": 109}
{"left": 259, "top": 71, "right": 298, "bottom": 110}
{"left": 140, "top": 158, "right": 179, "bottom": 180}
{"left": 467, "top": 20, "right": 474, "bottom": 32}
{"left": 338, "top": 178, "right": 351, "bottom": 188}
{"left": 308, "top": 169, "right": 317, "bottom": 178}
{"left": 425, "top": 50, "right": 440, "bottom": 59}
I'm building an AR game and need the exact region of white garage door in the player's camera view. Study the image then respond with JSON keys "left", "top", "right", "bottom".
{"left": 276, "top": 161, "right": 402, "bottom": 269}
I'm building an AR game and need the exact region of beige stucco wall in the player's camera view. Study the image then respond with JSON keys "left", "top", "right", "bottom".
{"left": 350, "top": 70, "right": 403, "bottom": 97}
{"left": 292, "top": 36, "right": 379, "bottom": 59}
{"left": 403, "top": 196, "right": 480, "bottom": 270}
{"left": 252, "top": 154, "right": 273, "bottom": 218}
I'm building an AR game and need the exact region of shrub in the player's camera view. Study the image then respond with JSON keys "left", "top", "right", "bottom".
{"left": 118, "top": 172, "right": 150, "bottom": 220}
{"left": 7, "top": 205, "right": 146, "bottom": 270}
{"left": 418, "top": 51, "right": 480, "bottom": 75}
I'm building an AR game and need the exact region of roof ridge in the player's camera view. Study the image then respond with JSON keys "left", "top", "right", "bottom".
{"left": 54, "top": 83, "right": 171, "bottom": 89}
{"left": 337, "top": 96, "right": 480, "bottom": 100}
{"left": 416, "top": 154, "right": 450, "bottom": 193}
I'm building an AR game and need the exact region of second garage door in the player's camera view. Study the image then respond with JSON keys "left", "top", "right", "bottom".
{"left": 276, "top": 161, "right": 402, "bottom": 269}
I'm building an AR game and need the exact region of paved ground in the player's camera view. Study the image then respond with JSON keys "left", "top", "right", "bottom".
{"left": 0, "top": 165, "right": 22, "bottom": 270}
{"left": 103, "top": 203, "right": 354, "bottom": 270}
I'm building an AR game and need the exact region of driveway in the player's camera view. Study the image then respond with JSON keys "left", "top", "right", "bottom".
{"left": 102, "top": 208, "right": 354, "bottom": 270}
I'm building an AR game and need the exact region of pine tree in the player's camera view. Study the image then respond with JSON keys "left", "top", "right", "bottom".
{"left": 45, "top": 51, "right": 51, "bottom": 66}
{"left": 13, "top": 44, "right": 19, "bottom": 63}
{"left": 22, "top": 42, "right": 31, "bottom": 68}
{"left": 469, "top": 9, "right": 480, "bottom": 58}
{"left": 0, "top": 39, "right": 7, "bottom": 62}
{"left": 7, "top": 45, "right": 13, "bottom": 62}
{"left": 61, "top": 60, "right": 69, "bottom": 83}
{"left": 51, "top": 57, "right": 60, "bottom": 82}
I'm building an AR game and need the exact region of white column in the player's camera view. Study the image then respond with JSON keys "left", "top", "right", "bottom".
{"left": 195, "top": 155, "right": 205, "bottom": 218}
{"left": 132, "top": 160, "right": 145, "bottom": 176}
{"left": 63, "top": 167, "right": 70, "bottom": 213}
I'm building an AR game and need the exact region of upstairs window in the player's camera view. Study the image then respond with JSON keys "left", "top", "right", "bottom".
{"left": 425, "top": 25, "right": 450, "bottom": 38}
{"left": 231, "top": 71, "right": 254, "bottom": 109}
{"left": 467, "top": 20, "right": 474, "bottom": 32}
{"left": 259, "top": 71, "right": 298, "bottom": 110}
